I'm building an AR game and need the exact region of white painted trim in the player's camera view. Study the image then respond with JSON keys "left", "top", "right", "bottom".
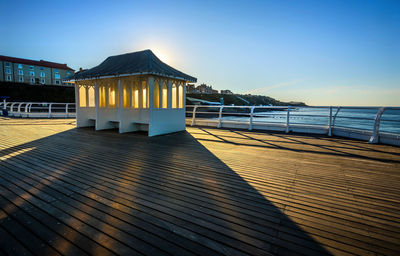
{"left": 66, "top": 71, "right": 196, "bottom": 83}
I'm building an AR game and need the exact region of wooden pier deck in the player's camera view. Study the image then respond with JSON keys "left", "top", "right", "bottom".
{"left": 0, "top": 118, "right": 399, "bottom": 256}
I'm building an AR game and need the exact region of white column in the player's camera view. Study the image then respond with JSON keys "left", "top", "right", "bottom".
{"left": 138, "top": 80, "right": 143, "bottom": 108}
{"left": 94, "top": 82, "right": 99, "bottom": 123}
{"left": 74, "top": 83, "right": 79, "bottom": 108}
{"left": 176, "top": 82, "right": 180, "bottom": 109}
{"left": 159, "top": 79, "right": 163, "bottom": 109}
{"left": 118, "top": 79, "right": 123, "bottom": 111}
{"left": 167, "top": 80, "right": 172, "bottom": 109}
{"left": 183, "top": 82, "right": 187, "bottom": 109}
{"left": 105, "top": 83, "right": 109, "bottom": 108}
{"left": 85, "top": 86, "right": 89, "bottom": 107}
{"left": 148, "top": 77, "right": 154, "bottom": 109}
{"left": 74, "top": 83, "right": 79, "bottom": 127}
{"left": 94, "top": 82, "right": 99, "bottom": 108}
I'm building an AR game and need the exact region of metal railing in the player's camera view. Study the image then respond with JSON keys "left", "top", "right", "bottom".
{"left": 186, "top": 105, "right": 400, "bottom": 145}
{"left": 1, "top": 102, "right": 399, "bottom": 145}
{"left": 0, "top": 102, "right": 76, "bottom": 118}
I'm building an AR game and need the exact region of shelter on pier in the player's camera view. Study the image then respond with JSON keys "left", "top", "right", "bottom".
{"left": 66, "top": 50, "right": 196, "bottom": 136}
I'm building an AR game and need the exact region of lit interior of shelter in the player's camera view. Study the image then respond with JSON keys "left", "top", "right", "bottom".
{"left": 66, "top": 50, "right": 197, "bottom": 136}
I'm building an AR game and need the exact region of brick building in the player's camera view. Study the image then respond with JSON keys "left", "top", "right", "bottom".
{"left": 0, "top": 55, "right": 74, "bottom": 86}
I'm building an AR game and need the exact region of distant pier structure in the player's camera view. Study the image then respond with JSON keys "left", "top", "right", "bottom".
{"left": 66, "top": 50, "right": 197, "bottom": 136}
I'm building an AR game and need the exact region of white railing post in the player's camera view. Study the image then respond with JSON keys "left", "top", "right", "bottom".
{"left": 17, "top": 103, "right": 23, "bottom": 117}
{"left": 285, "top": 106, "right": 291, "bottom": 133}
{"left": 10, "top": 103, "right": 17, "bottom": 116}
{"left": 328, "top": 106, "right": 333, "bottom": 136}
{"left": 369, "top": 107, "right": 386, "bottom": 144}
{"left": 332, "top": 106, "right": 341, "bottom": 129}
{"left": 191, "top": 105, "right": 198, "bottom": 126}
{"left": 217, "top": 106, "right": 224, "bottom": 128}
{"left": 249, "top": 106, "right": 255, "bottom": 130}
{"left": 65, "top": 103, "right": 69, "bottom": 118}
{"left": 24, "top": 103, "right": 31, "bottom": 117}
{"left": 48, "top": 103, "right": 53, "bottom": 118}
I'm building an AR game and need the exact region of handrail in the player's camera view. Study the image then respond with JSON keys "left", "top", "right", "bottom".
{"left": 186, "top": 105, "right": 400, "bottom": 144}
{"left": 217, "top": 106, "right": 224, "bottom": 128}
{"left": 369, "top": 107, "right": 386, "bottom": 143}
{"left": 2, "top": 102, "right": 76, "bottom": 118}
{"left": 249, "top": 106, "right": 255, "bottom": 131}
{"left": 2, "top": 102, "right": 399, "bottom": 145}
{"left": 328, "top": 106, "right": 333, "bottom": 136}
{"left": 48, "top": 103, "right": 53, "bottom": 118}
{"left": 191, "top": 105, "right": 198, "bottom": 126}
{"left": 285, "top": 106, "right": 291, "bottom": 133}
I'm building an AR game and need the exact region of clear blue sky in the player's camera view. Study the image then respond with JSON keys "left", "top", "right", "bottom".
{"left": 1, "top": 0, "right": 399, "bottom": 106}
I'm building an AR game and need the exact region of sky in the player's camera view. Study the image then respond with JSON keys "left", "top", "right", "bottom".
{"left": 1, "top": 0, "right": 399, "bottom": 106}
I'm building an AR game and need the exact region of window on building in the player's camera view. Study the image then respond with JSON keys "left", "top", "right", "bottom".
{"left": 55, "top": 80, "right": 60, "bottom": 85}
{"left": 133, "top": 82, "right": 139, "bottom": 108}
{"left": 162, "top": 81, "right": 168, "bottom": 108}
{"left": 29, "top": 66, "right": 34, "bottom": 70}
{"left": 88, "top": 87, "right": 95, "bottom": 107}
{"left": 109, "top": 86, "right": 115, "bottom": 107}
{"left": 5, "top": 62, "right": 10, "bottom": 67}
{"left": 99, "top": 85, "right": 106, "bottom": 107}
{"left": 154, "top": 80, "right": 160, "bottom": 108}
{"left": 40, "top": 72, "right": 45, "bottom": 77}
{"left": 29, "top": 71, "right": 35, "bottom": 76}
{"left": 18, "top": 70, "right": 23, "bottom": 75}
{"left": 41, "top": 78, "right": 45, "bottom": 84}
{"left": 30, "top": 78, "right": 35, "bottom": 84}
{"left": 178, "top": 84, "right": 184, "bottom": 108}
{"left": 18, "top": 64, "right": 23, "bottom": 69}
{"left": 172, "top": 83, "right": 177, "bottom": 108}
{"left": 67, "top": 71, "right": 71, "bottom": 75}
{"left": 79, "top": 86, "right": 87, "bottom": 107}
{"left": 40, "top": 67, "right": 44, "bottom": 70}
{"left": 142, "top": 80, "right": 148, "bottom": 108}
{"left": 108, "top": 84, "right": 118, "bottom": 108}
{"left": 5, "top": 68, "right": 12, "bottom": 74}
{"left": 54, "top": 73, "right": 60, "bottom": 79}
{"left": 19, "top": 76, "right": 24, "bottom": 82}
{"left": 123, "top": 83, "right": 130, "bottom": 108}
{"left": 54, "top": 69, "right": 59, "bottom": 73}
{"left": 6, "top": 75, "right": 12, "bottom": 81}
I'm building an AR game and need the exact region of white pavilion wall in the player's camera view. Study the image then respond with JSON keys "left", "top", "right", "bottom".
{"left": 95, "top": 79, "right": 119, "bottom": 130}
{"left": 75, "top": 82, "right": 96, "bottom": 128}
{"left": 148, "top": 79, "right": 186, "bottom": 136}
{"left": 75, "top": 75, "right": 187, "bottom": 136}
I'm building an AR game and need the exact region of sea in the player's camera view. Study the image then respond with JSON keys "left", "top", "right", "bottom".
{"left": 219, "top": 107, "right": 400, "bottom": 134}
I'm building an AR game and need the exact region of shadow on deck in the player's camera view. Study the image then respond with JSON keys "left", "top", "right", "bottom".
{"left": 0, "top": 120, "right": 399, "bottom": 255}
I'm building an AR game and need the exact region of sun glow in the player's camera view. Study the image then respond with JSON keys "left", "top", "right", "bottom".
{"left": 152, "top": 49, "right": 170, "bottom": 63}
{"left": 133, "top": 37, "right": 175, "bottom": 64}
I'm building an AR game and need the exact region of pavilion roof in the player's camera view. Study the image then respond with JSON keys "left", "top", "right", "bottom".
{"left": 67, "top": 50, "right": 197, "bottom": 82}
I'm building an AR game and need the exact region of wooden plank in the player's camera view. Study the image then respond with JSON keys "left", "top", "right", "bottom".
{"left": 0, "top": 195, "right": 87, "bottom": 256}
{"left": 0, "top": 153, "right": 270, "bottom": 256}
{"left": 0, "top": 225, "right": 33, "bottom": 256}
{"left": 0, "top": 119, "right": 399, "bottom": 256}
{"left": 0, "top": 207, "right": 60, "bottom": 256}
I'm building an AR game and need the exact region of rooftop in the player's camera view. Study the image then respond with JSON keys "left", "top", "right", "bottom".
{"left": 67, "top": 49, "right": 197, "bottom": 82}
{"left": 0, "top": 118, "right": 399, "bottom": 255}
{"left": 0, "top": 55, "right": 74, "bottom": 71}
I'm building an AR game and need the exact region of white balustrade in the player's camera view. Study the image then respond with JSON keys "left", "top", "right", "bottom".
{"left": 186, "top": 105, "right": 400, "bottom": 146}
{"left": 1, "top": 102, "right": 76, "bottom": 118}
{"left": 1, "top": 102, "right": 399, "bottom": 146}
